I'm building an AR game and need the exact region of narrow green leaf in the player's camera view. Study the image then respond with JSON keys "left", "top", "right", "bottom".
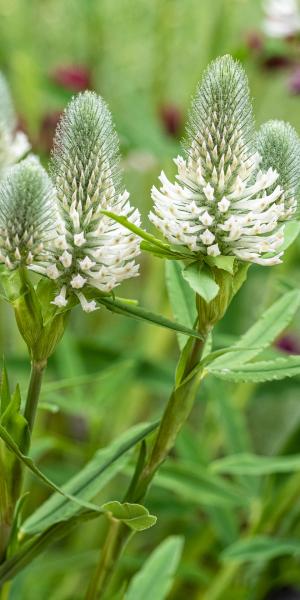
{"left": 124, "top": 536, "right": 184, "bottom": 600}
{"left": 102, "top": 210, "right": 180, "bottom": 255}
{"left": 141, "top": 241, "right": 188, "bottom": 260}
{"left": 208, "top": 355, "right": 300, "bottom": 383}
{"left": 182, "top": 262, "right": 219, "bottom": 302}
{"left": 102, "top": 501, "right": 157, "bottom": 531}
{"left": 22, "top": 422, "right": 158, "bottom": 535}
{"left": 279, "top": 220, "right": 300, "bottom": 253}
{"left": 209, "top": 290, "right": 300, "bottom": 369}
{"left": 212, "top": 453, "right": 300, "bottom": 476}
{"left": 153, "top": 462, "right": 250, "bottom": 507}
{"left": 0, "top": 423, "right": 103, "bottom": 515}
{"left": 99, "top": 296, "right": 204, "bottom": 341}
{"left": 0, "top": 511, "right": 99, "bottom": 585}
{"left": 165, "top": 261, "right": 197, "bottom": 350}
{"left": 222, "top": 535, "right": 300, "bottom": 563}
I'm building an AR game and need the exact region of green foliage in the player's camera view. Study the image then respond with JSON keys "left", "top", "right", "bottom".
{"left": 124, "top": 536, "right": 184, "bottom": 600}
{"left": 212, "top": 453, "right": 300, "bottom": 476}
{"left": 99, "top": 295, "right": 204, "bottom": 340}
{"left": 182, "top": 263, "right": 219, "bottom": 303}
{"left": 222, "top": 536, "right": 300, "bottom": 563}
{"left": 101, "top": 501, "right": 156, "bottom": 531}
{"left": 22, "top": 422, "right": 157, "bottom": 535}
{"left": 1, "top": 3, "right": 300, "bottom": 600}
{"left": 209, "top": 289, "right": 300, "bottom": 369}
{"left": 209, "top": 356, "right": 300, "bottom": 383}
{"left": 165, "top": 261, "right": 197, "bottom": 350}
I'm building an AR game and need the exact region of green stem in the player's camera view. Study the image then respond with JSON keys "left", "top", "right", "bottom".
{"left": 0, "top": 582, "right": 11, "bottom": 600}
{"left": 85, "top": 521, "right": 130, "bottom": 600}
{"left": 87, "top": 336, "right": 205, "bottom": 599}
{"left": 24, "top": 360, "right": 47, "bottom": 440}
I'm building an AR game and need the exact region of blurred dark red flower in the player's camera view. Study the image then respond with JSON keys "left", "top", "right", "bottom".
{"left": 51, "top": 65, "right": 91, "bottom": 92}
{"left": 159, "top": 104, "right": 183, "bottom": 138}
{"left": 39, "top": 110, "right": 62, "bottom": 154}
{"left": 262, "top": 54, "right": 291, "bottom": 70}
{"left": 288, "top": 65, "right": 300, "bottom": 93}
{"left": 275, "top": 333, "right": 300, "bottom": 354}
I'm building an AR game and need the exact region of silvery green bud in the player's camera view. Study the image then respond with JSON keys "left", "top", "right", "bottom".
{"left": 0, "top": 73, "right": 30, "bottom": 175}
{"left": 150, "top": 55, "right": 297, "bottom": 267}
{"left": 47, "top": 91, "right": 141, "bottom": 312}
{"left": 0, "top": 156, "right": 57, "bottom": 270}
{"left": 257, "top": 120, "right": 300, "bottom": 220}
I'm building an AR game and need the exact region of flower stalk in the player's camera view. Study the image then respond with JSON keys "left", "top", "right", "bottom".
{"left": 86, "top": 333, "right": 207, "bottom": 599}
{"left": 23, "top": 360, "right": 47, "bottom": 439}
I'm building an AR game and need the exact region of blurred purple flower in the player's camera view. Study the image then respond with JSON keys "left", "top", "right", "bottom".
{"left": 288, "top": 65, "right": 300, "bottom": 93}
{"left": 159, "top": 104, "right": 183, "bottom": 138}
{"left": 51, "top": 65, "right": 91, "bottom": 92}
{"left": 246, "top": 31, "right": 264, "bottom": 53}
{"left": 275, "top": 333, "right": 300, "bottom": 354}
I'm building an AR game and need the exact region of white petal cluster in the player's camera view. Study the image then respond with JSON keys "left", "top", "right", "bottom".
{"left": 263, "top": 0, "right": 300, "bottom": 38}
{"left": 0, "top": 73, "right": 30, "bottom": 176}
{"left": 46, "top": 92, "right": 140, "bottom": 312}
{"left": 150, "top": 56, "right": 299, "bottom": 266}
{"left": 0, "top": 157, "right": 57, "bottom": 269}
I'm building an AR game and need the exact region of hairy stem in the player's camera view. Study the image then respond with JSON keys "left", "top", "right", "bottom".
{"left": 87, "top": 336, "right": 206, "bottom": 599}
{"left": 24, "top": 360, "right": 47, "bottom": 441}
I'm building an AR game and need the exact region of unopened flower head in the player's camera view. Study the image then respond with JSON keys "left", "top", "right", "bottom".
{"left": 48, "top": 91, "right": 141, "bottom": 312}
{"left": 0, "top": 156, "right": 57, "bottom": 270}
{"left": 257, "top": 120, "right": 300, "bottom": 220}
{"left": 0, "top": 73, "right": 30, "bottom": 175}
{"left": 150, "top": 55, "right": 300, "bottom": 266}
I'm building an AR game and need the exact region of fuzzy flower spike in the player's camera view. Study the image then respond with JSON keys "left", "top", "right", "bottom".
{"left": 0, "top": 73, "right": 30, "bottom": 175}
{"left": 48, "top": 91, "right": 141, "bottom": 312}
{"left": 150, "top": 55, "right": 300, "bottom": 266}
{"left": 0, "top": 156, "right": 57, "bottom": 270}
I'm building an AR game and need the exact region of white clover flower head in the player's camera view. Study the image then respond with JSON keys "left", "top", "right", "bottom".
{"left": 150, "top": 55, "right": 300, "bottom": 266}
{"left": 0, "top": 156, "right": 57, "bottom": 270}
{"left": 263, "top": 0, "right": 300, "bottom": 39}
{"left": 0, "top": 73, "right": 30, "bottom": 176}
{"left": 47, "top": 91, "right": 141, "bottom": 312}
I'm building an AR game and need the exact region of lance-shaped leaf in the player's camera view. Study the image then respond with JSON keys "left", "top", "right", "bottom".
{"left": 165, "top": 260, "right": 197, "bottom": 350}
{"left": 21, "top": 421, "right": 158, "bottom": 535}
{"left": 124, "top": 536, "right": 184, "bottom": 600}
{"left": 98, "top": 296, "right": 204, "bottom": 340}
{"left": 0, "top": 511, "right": 99, "bottom": 586}
{"left": 208, "top": 355, "right": 300, "bottom": 383}
{"left": 0, "top": 423, "right": 103, "bottom": 514}
{"left": 222, "top": 536, "right": 300, "bottom": 563}
{"left": 209, "top": 289, "right": 300, "bottom": 369}
{"left": 211, "top": 453, "right": 300, "bottom": 476}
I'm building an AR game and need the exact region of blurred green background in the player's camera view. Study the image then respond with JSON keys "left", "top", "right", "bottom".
{"left": 1, "top": 0, "right": 300, "bottom": 598}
